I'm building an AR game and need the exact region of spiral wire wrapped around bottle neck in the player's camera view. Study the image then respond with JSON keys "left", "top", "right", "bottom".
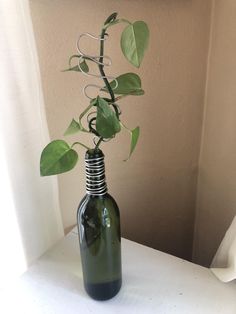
{"left": 85, "top": 155, "right": 107, "bottom": 196}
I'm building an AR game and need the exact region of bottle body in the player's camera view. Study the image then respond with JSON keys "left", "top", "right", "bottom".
{"left": 77, "top": 148, "right": 122, "bottom": 300}
{"left": 77, "top": 193, "right": 122, "bottom": 300}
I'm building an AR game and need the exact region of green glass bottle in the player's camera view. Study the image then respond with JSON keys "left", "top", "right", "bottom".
{"left": 77, "top": 149, "right": 122, "bottom": 300}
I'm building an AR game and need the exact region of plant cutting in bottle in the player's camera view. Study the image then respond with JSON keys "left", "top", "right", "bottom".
{"left": 40, "top": 12, "right": 149, "bottom": 176}
{"left": 39, "top": 12, "right": 150, "bottom": 301}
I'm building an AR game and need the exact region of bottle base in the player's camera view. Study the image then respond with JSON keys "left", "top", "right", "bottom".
{"left": 84, "top": 278, "right": 122, "bottom": 301}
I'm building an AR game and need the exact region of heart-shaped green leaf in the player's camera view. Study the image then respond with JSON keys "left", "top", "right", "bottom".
{"left": 126, "top": 126, "right": 140, "bottom": 160}
{"left": 62, "top": 55, "right": 89, "bottom": 73}
{"left": 101, "top": 73, "right": 144, "bottom": 95}
{"left": 64, "top": 119, "right": 82, "bottom": 136}
{"left": 121, "top": 21, "right": 149, "bottom": 68}
{"left": 40, "top": 140, "right": 78, "bottom": 176}
{"left": 96, "top": 97, "right": 121, "bottom": 138}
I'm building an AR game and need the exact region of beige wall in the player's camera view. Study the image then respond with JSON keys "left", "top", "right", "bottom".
{"left": 193, "top": 0, "right": 236, "bottom": 266}
{"left": 30, "top": 0, "right": 211, "bottom": 260}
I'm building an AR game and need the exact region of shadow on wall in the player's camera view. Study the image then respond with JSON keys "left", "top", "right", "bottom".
{"left": 113, "top": 162, "right": 198, "bottom": 261}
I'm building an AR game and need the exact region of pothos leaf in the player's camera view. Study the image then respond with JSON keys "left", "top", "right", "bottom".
{"left": 96, "top": 97, "right": 121, "bottom": 138}
{"left": 64, "top": 119, "right": 82, "bottom": 136}
{"left": 40, "top": 140, "right": 78, "bottom": 176}
{"left": 121, "top": 21, "right": 149, "bottom": 68}
{"left": 101, "top": 73, "right": 144, "bottom": 95}
{"left": 62, "top": 55, "right": 89, "bottom": 73}
{"left": 125, "top": 126, "right": 140, "bottom": 161}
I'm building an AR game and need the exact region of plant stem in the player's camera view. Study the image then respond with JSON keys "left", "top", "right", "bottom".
{"left": 120, "top": 121, "right": 131, "bottom": 133}
{"left": 94, "top": 14, "right": 120, "bottom": 150}
{"left": 98, "top": 32, "right": 119, "bottom": 117}
{"left": 79, "top": 102, "right": 94, "bottom": 121}
{"left": 95, "top": 137, "right": 103, "bottom": 150}
{"left": 115, "top": 94, "right": 129, "bottom": 102}
{"left": 71, "top": 142, "right": 91, "bottom": 150}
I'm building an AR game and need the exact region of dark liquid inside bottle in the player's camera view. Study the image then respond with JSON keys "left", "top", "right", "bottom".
{"left": 85, "top": 278, "right": 122, "bottom": 301}
{"left": 77, "top": 149, "right": 122, "bottom": 300}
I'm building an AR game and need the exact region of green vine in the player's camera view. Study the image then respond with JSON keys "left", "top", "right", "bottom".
{"left": 40, "top": 12, "right": 149, "bottom": 176}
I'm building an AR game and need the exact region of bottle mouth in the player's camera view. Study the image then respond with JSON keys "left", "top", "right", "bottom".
{"left": 85, "top": 151, "right": 107, "bottom": 196}
{"left": 85, "top": 148, "right": 104, "bottom": 160}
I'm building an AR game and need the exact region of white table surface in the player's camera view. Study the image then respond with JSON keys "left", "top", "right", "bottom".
{"left": 2, "top": 229, "right": 236, "bottom": 314}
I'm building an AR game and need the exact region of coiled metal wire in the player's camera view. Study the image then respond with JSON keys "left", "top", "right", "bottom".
{"left": 76, "top": 32, "right": 118, "bottom": 100}
{"left": 85, "top": 156, "right": 107, "bottom": 196}
{"left": 76, "top": 32, "right": 120, "bottom": 146}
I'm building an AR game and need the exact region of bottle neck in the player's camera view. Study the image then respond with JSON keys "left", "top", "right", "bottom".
{"left": 85, "top": 153, "right": 107, "bottom": 196}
